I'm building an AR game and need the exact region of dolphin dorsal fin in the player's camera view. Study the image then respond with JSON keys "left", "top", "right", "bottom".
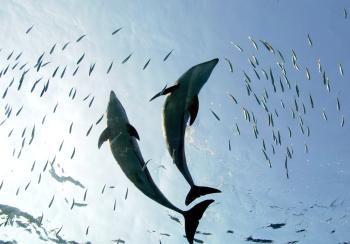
{"left": 149, "top": 84, "right": 180, "bottom": 101}
{"left": 127, "top": 123, "right": 140, "bottom": 140}
{"left": 98, "top": 127, "right": 111, "bottom": 148}
{"left": 188, "top": 95, "right": 199, "bottom": 126}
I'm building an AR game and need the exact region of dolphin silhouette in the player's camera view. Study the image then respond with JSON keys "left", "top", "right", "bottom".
{"left": 99, "top": 91, "right": 214, "bottom": 244}
{"left": 150, "top": 58, "right": 221, "bottom": 205}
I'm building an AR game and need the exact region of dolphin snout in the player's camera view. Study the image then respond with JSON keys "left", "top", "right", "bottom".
{"left": 110, "top": 90, "right": 117, "bottom": 101}
{"left": 207, "top": 58, "right": 219, "bottom": 69}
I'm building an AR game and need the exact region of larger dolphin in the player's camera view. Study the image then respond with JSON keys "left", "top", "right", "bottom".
{"left": 150, "top": 58, "right": 221, "bottom": 205}
{"left": 98, "top": 91, "right": 214, "bottom": 244}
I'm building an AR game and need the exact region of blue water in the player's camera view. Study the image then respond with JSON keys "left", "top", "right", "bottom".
{"left": 0, "top": 1, "right": 349, "bottom": 243}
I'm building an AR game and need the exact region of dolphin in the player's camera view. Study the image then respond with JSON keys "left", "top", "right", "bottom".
{"left": 98, "top": 91, "right": 214, "bottom": 244}
{"left": 150, "top": 58, "right": 221, "bottom": 205}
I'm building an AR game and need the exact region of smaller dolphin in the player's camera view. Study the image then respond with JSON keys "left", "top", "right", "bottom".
{"left": 150, "top": 59, "right": 221, "bottom": 205}
{"left": 99, "top": 91, "right": 214, "bottom": 244}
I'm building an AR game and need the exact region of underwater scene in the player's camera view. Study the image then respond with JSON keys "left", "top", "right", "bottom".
{"left": 0, "top": 1, "right": 349, "bottom": 243}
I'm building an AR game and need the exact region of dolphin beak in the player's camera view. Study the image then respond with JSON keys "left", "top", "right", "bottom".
{"left": 107, "top": 90, "right": 119, "bottom": 120}
{"left": 206, "top": 58, "right": 219, "bottom": 70}
{"left": 110, "top": 90, "right": 117, "bottom": 102}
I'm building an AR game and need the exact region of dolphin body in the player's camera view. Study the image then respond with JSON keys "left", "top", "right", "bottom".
{"left": 150, "top": 58, "right": 221, "bottom": 205}
{"left": 98, "top": 91, "right": 214, "bottom": 244}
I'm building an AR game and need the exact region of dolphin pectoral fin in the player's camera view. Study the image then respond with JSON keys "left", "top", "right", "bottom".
{"left": 188, "top": 95, "right": 199, "bottom": 126}
{"left": 149, "top": 84, "right": 180, "bottom": 101}
{"left": 98, "top": 127, "right": 111, "bottom": 148}
{"left": 126, "top": 123, "right": 140, "bottom": 140}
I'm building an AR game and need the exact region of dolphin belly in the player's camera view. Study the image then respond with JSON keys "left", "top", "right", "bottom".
{"left": 163, "top": 96, "right": 195, "bottom": 186}
{"left": 109, "top": 135, "right": 182, "bottom": 214}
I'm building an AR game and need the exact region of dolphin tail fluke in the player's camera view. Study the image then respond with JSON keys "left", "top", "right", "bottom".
{"left": 183, "top": 199, "right": 214, "bottom": 244}
{"left": 185, "top": 185, "right": 221, "bottom": 206}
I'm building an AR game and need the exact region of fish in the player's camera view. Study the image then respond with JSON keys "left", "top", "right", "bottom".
{"left": 20, "top": 63, "right": 28, "bottom": 70}
{"left": 2, "top": 87, "right": 8, "bottom": 99}
{"left": 56, "top": 225, "right": 63, "bottom": 236}
{"left": 122, "top": 53, "right": 132, "bottom": 64}
{"left": 71, "top": 147, "right": 76, "bottom": 159}
{"left": 59, "top": 140, "right": 64, "bottom": 151}
{"left": 12, "top": 62, "right": 19, "bottom": 70}
{"left": 211, "top": 110, "right": 220, "bottom": 121}
{"left": 48, "top": 195, "right": 55, "bottom": 208}
{"left": 77, "top": 53, "right": 85, "bottom": 65}
{"left": 86, "top": 124, "right": 93, "bottom": 136}
{"left": 341, "top": 115, "right": 345, "bottom": 127}
{"left": 89, "top": 96, "right": 95, "bottom": 108}
{"left": 50, "top": 43, "right": 56, "bottom": 54}
{"left": 7, "top": 50, "right": 14, "bottom": 60}
{"left": 98, "top": 91, "right": 214, "bottom": 244}
{"left": 89, "top": 63, "right": 95, "bottom": 76}
{"left": 60, "top": 66, "right": 66, "bottom": 78}
{"left": 52, "top": 66, "right": 59, "bottom": 77}
{"left": 18, "top": 70, "right": 29, "bottom": 91}
{"left": 8, "top": 128, "right": 14, "bottom": 137}
{"left": 322, "top": 110, "right": 327, "bottom": 121}
{"left": 62, "top": 41, "right": 70, "bottom": 50}
{"left": 73, "top": 66, "right": 79, "bottom": 76}
{"left": 336, "top": 97, "right": 341, "bottom": 111}
{"left": 143, "top": 59, "right": 151, "bottom": 70}
{"left": 24, "top": 181, "right": 31, "bottom": 191}
{"left": 236, "top": 123, "right": 240, "bottom": 135}
{"left": 53, "top": 102, "right": 58, "bottom": 113}
{"left": 227, "top": 93, "right": 238, "bottom": 104}
{"left": 125, "top": 188, "right": 128, "bottom": 200}
{"left": 261, "top": 69, "right": 268, "bottom": 80}
{"left": 83, "top": 93, "right": 91, "bottom": 101}
{"left": 163, "top": 49, "right": 174, "bottom": 62}
{"left": 251, "top": 69, "right": 260, "bottom": 80}
{"left": 71, "top": 198, "right": 75, "bottom": 209}
{"left": 224, "top": 58, "right": 233, "bottom": 72}
{"left": 309, "top": 94, "right": 314, "bottom": 108}
{"left": 344, "top": 8, "right": 348, "bottom": 19}
{"left": 306, "top": 68, "right": 310, "bottom": 80}
{"left": 107, "top": 61, "right": 113, "bottom": 74}
{"left": 339, "top": 64, "right": 344, "bottom": 76}
{"left": 96, "top": 114, "right": 104, "bottom": 125}
{"left": 307, "top": 33, "right": 313, "bottom": 46}
{"left": 112, "top": 27, "right": 123, "bottom": 35}
{"left": 259, "top": 40, "right": 274, "bottom": 53}
{"left": 25, "top": 25, "right": 34, "bottom": 34}
{"left": 248, "top": 36, "right": 258, "bottom": 50}
{"left": 69, "top": 122, "right": 73, "bottom": 134}
{"left": 230, "top": 42, "right": 243, "bottom": 52}
{"left": 149, "top": 59, "right": 221, "bottom": 205}
{"left": 76, "top": 34, "right": 86, "bottom": 42}
{"left": 292, "top": 49, "right": 297, "bottom": 60}
{"left": 246, "top": 236, "right": 273, "bottom": 243}
{"left": 15, "top": 52, "right": 22, "bottom": 61}
{"left": 43, "top": 161, "right": 49, "bottom": 172}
